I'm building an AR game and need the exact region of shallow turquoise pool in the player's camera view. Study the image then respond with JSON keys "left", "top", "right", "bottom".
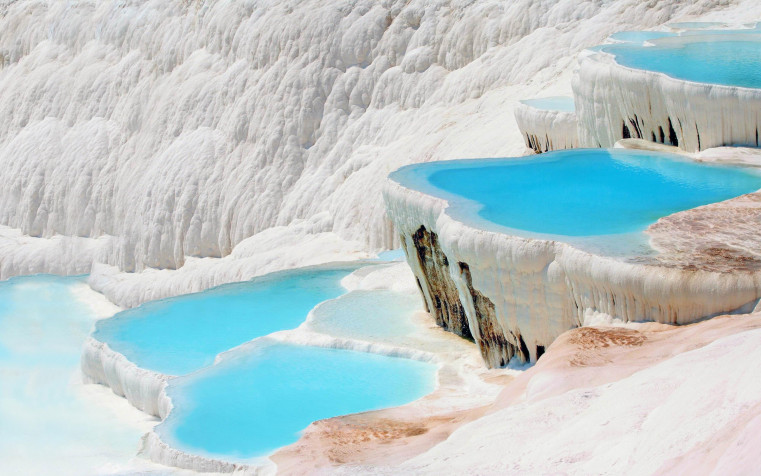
{"left": 93, "top": 265, "right": 358, "bottom": 375}
{"left": 604, "top": 33, "right": 761, "bottom": 88}
{"left": 308, "top": 289, "right": 422, "bottom": 342}
{"left": 390, "top": 149, "right": 761, "bottom": 241}
{"left": 520, "top": 96, "right": 575, "bottom": 112}
{"left": 157, "top": 341, "right": 436, "bottom": 461}
{"left": 376, "top": 248, "right": 406, "bottom": 261}
{"left": 0, "top": 276, "right": 145, "bottom": 474}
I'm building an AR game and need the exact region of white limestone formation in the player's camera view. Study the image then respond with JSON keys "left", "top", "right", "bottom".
{"left": 81, "top": 337, "right": 172, "bottom": 418}
{"left": 0, "top": 225, "right": 112, "bottom": 280}
{"left": 574, "top": 38, "right": 761, "bottom": 152}
{"left": 384, "top": 170, "right": 761, "bottom": 368}
{"left": 0, "top": 0, "right": 753, "bottom": 299}
{"left": 514, "top": 100, "right": 579, "bottom": 153}
{"left": 140, "top": 432, "right": 271, "bottom": 475}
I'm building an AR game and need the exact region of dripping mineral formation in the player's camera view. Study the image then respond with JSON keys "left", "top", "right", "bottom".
{"left": 386, "top": 150, "right": 761, "bottom": 367}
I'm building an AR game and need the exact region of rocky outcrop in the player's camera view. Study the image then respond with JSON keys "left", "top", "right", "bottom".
{"left": 410, "top": 226, "right": 472, "bottom": 340}
{"left": 459, "top": 262, "right": 519, "bottom": 367}
{"left": 406, "top": 223, "right": 524, "bottom": 366}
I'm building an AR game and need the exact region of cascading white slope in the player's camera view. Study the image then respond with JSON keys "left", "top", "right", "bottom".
{"left": 0, "top": 0, "right": 749, "bottom": 300}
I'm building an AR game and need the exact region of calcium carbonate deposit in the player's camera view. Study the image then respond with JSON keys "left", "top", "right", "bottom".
{"left": 4, "top": 0, "right": 761, "bottom": 474}
{"left": 2, "top": 0, "right": 757, "bottom": 305}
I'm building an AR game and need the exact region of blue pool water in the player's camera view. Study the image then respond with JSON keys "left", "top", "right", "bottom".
{"left": 376, "top": 248, "right": 406, "bottom": 261}
{"left": 520, "top": 96, "right": 575, "bottom": 112}
{"left": 0, "top": 276, "right": 145, "bottom": 474}
{"left": 308, "top": 290, "right": 422, "bottom": 342}
{"left": 390, "top": 149, "right": 761, "bottom": 239}
{"left": 93, "top": 265, "right": 358, "bottom": 375}
{"left": 158, "top": 341, "right": 436, "bottom": 461}
{"left": 604, "top": 34, "right": 761, "bottom": 88}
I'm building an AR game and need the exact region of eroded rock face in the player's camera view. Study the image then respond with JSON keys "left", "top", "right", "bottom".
{"left": 459, "top": 262, "right": 519, "bottom": 367}
{"left": 406, "top": 224, "right": 533, "bottom": 368}
{"left": 410, "top": 226, "right": 473, "bottom": 341}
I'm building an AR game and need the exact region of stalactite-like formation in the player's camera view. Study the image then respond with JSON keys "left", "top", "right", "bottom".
{"left": 410, "top": 226, "right": 473, "bottom": 340}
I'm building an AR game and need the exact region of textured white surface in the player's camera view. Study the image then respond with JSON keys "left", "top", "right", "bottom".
{"left": 3, "top": 1, "right": 761, "bottom": 472}
{"left": 400, "top": 325, "right": 761, "bottom": 475}
{"left": 514, "top": 101, "right": 578, "bottom": 153}
{"left": 0, "top": 225, "right": 112, "bottom": 280}
{"left": 140, "top": 431, "right": 272, "bottom": 475}
{"left": 88, "top": 214, "right": 370, "bottom": 308}
{"left": 574, "top": 40, "right": 761, "bottom": 152}
{"left": 384, "top": 173, "right": 761, "bottom": 366}
{"left": 81, "top": 336, "right": 172, "bottom": 418}
{"left": 0, "top": 0, "right": 752, "bottom": 302}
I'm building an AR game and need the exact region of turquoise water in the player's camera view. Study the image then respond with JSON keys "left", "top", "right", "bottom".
{"left": 390, "top": 149, "right": 761, "bottom": 239}
{"left": 93, "top": 265, "right": 358, "bottom": 375}
{"left": 158, "top": 341, "right": 436, "bottom": 461}
{"left": 0, "top": 276, "right": 92, "bottom": 363}
{"left": 0, "top": 276, "right": 145, "bottom": 474}
{"left": 520, "top": 96, "right": 575, "bottom": 112}
{"left": 376, "top": 248, "right": 406, "bottom": 261}
{"left": 308, "top": 290, "right": 422, "bottom": 342}
{"left": 605, "top": 34, "right": 761, "bottom": 88}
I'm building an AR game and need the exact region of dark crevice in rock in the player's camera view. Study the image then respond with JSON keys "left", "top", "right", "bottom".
{"left": 668, "top": 117, "right": 679, "bottom": 147}
{"left": 458, "top": 262, "right": 515, "bottom": 368}
{"left": 411, "top": 226, "right": 473, "bottom": 341}
{"left": 659, "top": 126, "right": 665, "bottom": 144}
{"left": 525, "top": 133, "right": 546, "bottom": 154}
{"left": 628, "top": 119, "right": 637, "bottom": 138}
{"left": 517, "top": 334, "right": 530, "bottom": 362}
{"left": 630, "top": 115, "right": 642, "bottom": 138}
{"left": 696, "top": 124, "right": 701, "bottom": 150}
{"left": 536, "top": 345, "right": 546, "bottom": 360}
{"left": 622, "top": 122, "right": 631, "bottom": 139}
{"left": 651, "top": 131, "right": 657, "bottom": 142}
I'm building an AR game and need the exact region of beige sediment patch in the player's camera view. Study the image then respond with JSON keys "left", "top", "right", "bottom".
{"left": 271, "top": 399, "right": 489, "bottom": 475}
{"left": 568, "top": 326, "right": 646, "bottom": 351}
{"left": 271, "top": 342, "right": 501, "bottom": 474}
{"left": 481, "top": 371, "right": 517, "bottom": 386}
{"left": 611, "top": 140, "right": 761, "bottom": 273}
{"left": 647, "top": 191, "right": 761, "bottom": 272}
{"left": 566, "top": 327, "right": 646, "bottom": 366}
